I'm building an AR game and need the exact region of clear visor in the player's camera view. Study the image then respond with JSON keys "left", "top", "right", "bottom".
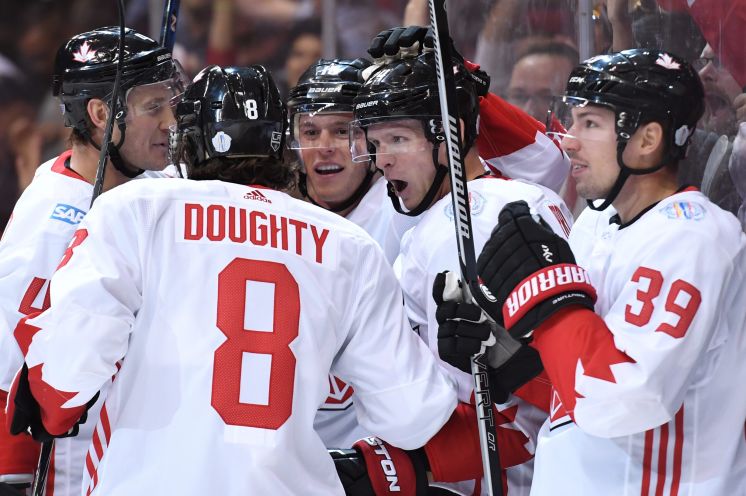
{"left": 289, "top": 110, "right": 352, "bottom": 150}
{"left": 349, "top": 116, "right": 437, "bottom": 163}
{"left": 125, "top": 61, "right": 189, "bottom": 117}
{"left": 545, "top": 96, "right": 618, "bottom": 144}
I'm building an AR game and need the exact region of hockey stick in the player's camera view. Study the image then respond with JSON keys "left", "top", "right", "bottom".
{"left": 90, "top": 0, "right": 127, "bottom": 206}
{"left": 427, "top": 1, "right": 502, "bottom": 494}
{"left": 159, "top": 0, "right": 181, "bottom": 52}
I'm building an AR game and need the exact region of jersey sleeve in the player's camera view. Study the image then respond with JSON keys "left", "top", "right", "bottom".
{"left": 477, "top": 93, "right": 570, "bottom": 193}
{"left": 332, "top": 240, "right": 458, "bottom": 451}
{"left": 21, "top": 191, "right": 144, "bottom": 435}
{"left": 0, "top": 193, "right": 87, "bottom": 391}
{"left": 531, "top": 226, "right": 746, "bottom": 438}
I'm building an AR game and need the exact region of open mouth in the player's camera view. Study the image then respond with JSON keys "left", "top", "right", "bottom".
{"left": 390, "top": 179, "right": 408, "bottom": 193}
{"left": 314, "top": 164, "right": 344, "bottom": 175}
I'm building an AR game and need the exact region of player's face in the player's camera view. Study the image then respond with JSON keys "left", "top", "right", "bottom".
{"left": 298, "top": 113, "right": 370, "bottom": 211}
{"left": 560, "top": 105, "right": 620, "bottom": 200}
{"left": 367, "top": 119, "right": 438, "bottom": 210}
{"left": 116, "top": 81, "right": 178, "bottom": 171}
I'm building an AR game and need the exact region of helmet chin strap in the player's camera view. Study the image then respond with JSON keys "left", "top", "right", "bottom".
{"left": 300, "top": 165, "right": 377, "bottom": 214}
{"left": 83, "top": 115, "right": 144, "bottom": 179}
{"left": 386, "top": 144, "right": 448, "bottom": 217}
{"left": 587, "top": 138, "right": 670, "bottom": 212}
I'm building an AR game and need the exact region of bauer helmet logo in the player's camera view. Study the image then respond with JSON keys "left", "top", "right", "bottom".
{"left": 72, "top": 41, "right": 98, "bottom": 63}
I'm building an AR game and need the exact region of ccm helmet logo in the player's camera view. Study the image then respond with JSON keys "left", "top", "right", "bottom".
{"left": 568, "top": 76, "right": 585, "bottom": 84}
{"left": 51, "top": 204, "right": 86, "bottom": 225}
{"left": 362, "top": 437, "right": 401, "bottom": 492}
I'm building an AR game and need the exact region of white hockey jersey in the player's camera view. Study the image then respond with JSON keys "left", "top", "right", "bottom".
{"left": 0, "top": 151, "right": 178, "bottom": 494}
{"left": 396, "top": 176, "right": 573, "bottom": 495}
{"left": 19, "top": 179, "right": 458, "bottom": 496}
{"left": 529, "top": 188, "right": 746, "bottom": 495}
{"left": 314, "top": 175, "right": 421, "bottom": 449}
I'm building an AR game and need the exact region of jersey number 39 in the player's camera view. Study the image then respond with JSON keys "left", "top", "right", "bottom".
{"left": 211, "top": 257, "right": 299, "bottom": 429}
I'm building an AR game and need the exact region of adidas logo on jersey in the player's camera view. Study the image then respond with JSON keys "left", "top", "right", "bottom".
{"left": 244, "top": 189, "right": 271, "bottom": 203}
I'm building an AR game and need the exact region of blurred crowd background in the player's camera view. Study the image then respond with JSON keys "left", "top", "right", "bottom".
{"left": 1, "top": 0, "right": 744, "bottom": 233}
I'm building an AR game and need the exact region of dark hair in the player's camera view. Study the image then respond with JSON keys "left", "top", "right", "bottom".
{"left": 188, "top": 156, "right": 297, "bottom": 191}
{"left": 515, "top": 41, "right": 579, "bottom": 67}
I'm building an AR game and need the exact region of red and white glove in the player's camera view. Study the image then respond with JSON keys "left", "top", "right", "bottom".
{"left": 351, "top": 437, "right": 429, "bottom": 495}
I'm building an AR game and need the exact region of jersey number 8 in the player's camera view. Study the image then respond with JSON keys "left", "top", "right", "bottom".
{"left": 211, "top": 258, "right": 299, "bottom": 429}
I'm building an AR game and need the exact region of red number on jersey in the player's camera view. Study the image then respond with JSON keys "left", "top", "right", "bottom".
{"left": 624, "top": 266, "right": 701, "bottom": 338}
{"left": 656, "top": 280, "right": 701, "bottom": 338}
{"left": 625, "top": 267, "right": 663, "bottom": 326}
{"left": 212, "top": 258, "right": 300, "bottom": 429}
{"left": 18, "top": 277, "right": 51, "bottom": 315}
{"left": 57, "top": 229, "right": 89, "bottom": 270}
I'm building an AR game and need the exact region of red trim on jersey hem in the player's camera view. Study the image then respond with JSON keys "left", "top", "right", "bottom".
{"left": 671, "top": 407, "right": 684, "bottom": 496}
{"left": 50, "top": 151, "right": 89, "bottom": 184}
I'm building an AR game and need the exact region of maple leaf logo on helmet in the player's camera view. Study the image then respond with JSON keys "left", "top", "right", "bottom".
{"left": 655, "top": 53, "right": 680, "bottom": 70}
{"left": 72, "top": 41, "right": 98, "bottom": 63}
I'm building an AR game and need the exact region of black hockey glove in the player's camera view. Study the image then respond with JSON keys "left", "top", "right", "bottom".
{"left": 368, "top": 26, "right": 432, "bottom": 61}
{"left": 433, "top": 271, "right": 543, "bottom": 403}
{"left": 8, "top": 364, "right": 98, "bottom": 443}
{"left": 471, "top": 201, "right": 597, "bottom": 340}
{"left": 367, "top": 26, "right": 490, "bottom": 97}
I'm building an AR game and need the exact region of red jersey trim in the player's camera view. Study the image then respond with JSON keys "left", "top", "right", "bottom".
{"left": 50, "top": 150, "right": 89, "bottom": 184}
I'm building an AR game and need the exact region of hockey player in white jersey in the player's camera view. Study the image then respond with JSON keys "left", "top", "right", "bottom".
{"left": 5, "top": 64, "right": 458, "bottom": 496}
{"left": 0, "top": 27, "right": 185, "bottom": 495}
{"left": 346, "top": 50, "right": 573, "bottom": 495}
{"left": 439, "top": 49, "right": 746, "bottom": 495}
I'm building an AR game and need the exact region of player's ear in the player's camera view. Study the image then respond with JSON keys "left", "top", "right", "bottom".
{"left": 627, "top": 121, "right": 665, "bottom": 170}
{"left": 87, "top": 98, "right": 110, "bottom": 132}
{"left": 638, "top": 121, "right": 665, "bottom": 158}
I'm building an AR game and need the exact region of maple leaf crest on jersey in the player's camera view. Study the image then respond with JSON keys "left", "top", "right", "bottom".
{"left": 72, "top": 41, "right": 97, "bottom": 63}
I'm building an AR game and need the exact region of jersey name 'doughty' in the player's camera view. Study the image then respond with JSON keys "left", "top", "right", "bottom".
{"left": 51, "top": 203, "right": 87, "bottom": 225}
{"left": 181, "top": 203, "right": 330, "bottom": 264}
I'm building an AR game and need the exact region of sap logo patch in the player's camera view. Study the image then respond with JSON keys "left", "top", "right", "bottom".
{"left": 659, "top": 201, "right": 705, "bottom": 221}
{"left": 444, "top": 191, "right": 485, "bottom": 220}
{"left": 51, "top": 204, "right": 86, "bottom": 225}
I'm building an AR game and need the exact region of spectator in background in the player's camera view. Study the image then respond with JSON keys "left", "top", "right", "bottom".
{"left": 0, "top": 76, "right": 42, "bottom": 234}
{"left": 281, "top": 21, "right": 323, "bottom": 96}
{"left": 697, "top": 43, "right": 746, "bottom": 137}
{"left": 505, "top": 42, "right": 578, "bottom": 122}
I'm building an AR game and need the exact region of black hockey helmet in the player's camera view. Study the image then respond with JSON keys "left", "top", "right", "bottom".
{"left": 547, "top": 48, "right": 705, "bottom": 210}
{"left": 170, "top": 65, "right": 287, "bottom": 174}
{"left": 350, "top": 51, "right": 480, "bottom": 216}
{"left": 352, "top": 51, "right": 480, "bottom": 156}
{"left": 53, "top": 27, "right": 186, "bottom": 177}
{"left": 53, "top": 26, "right": 185, "bottom": 134}
{"left": 287, "top": 58, "right": 371, "bottom": 117}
